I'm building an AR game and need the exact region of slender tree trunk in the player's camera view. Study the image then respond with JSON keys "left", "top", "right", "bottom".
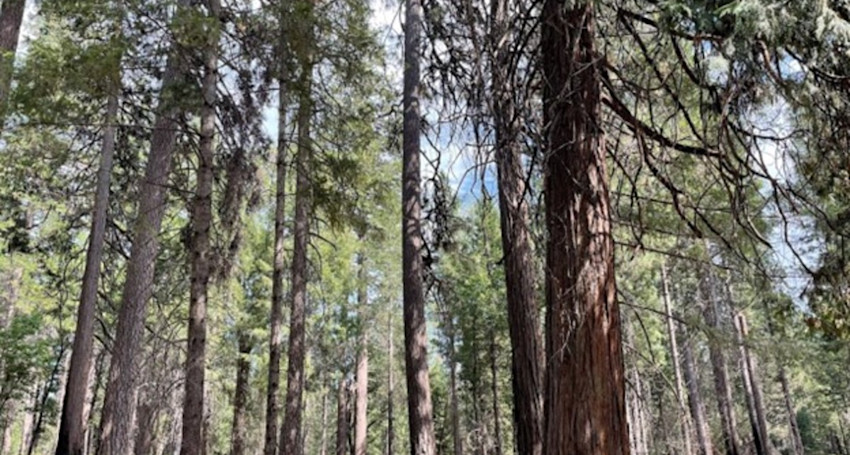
{"left": 489, "top": 333, "right": 503, "bottom": 455}
{"left": 402, "top": 0, "right": 438, "bottom": 453}
{"left": 57, "top": 74, "right": 120, "bottom": 455}
{"left": 778, "top": 365, "right": 803, "bottom": 455}
{"left": 681, "top": 327, "right": 715, "bottom": 455}
{"left": 662, "top": 265, "right": 694, "bottom": 454}
{"left": 230, "top": 331, "right": 252, "bottom": 455}
{"left": 279, "top": 33, "right": 314, "bottom": 454}
{"left": 762, "top": 300, "right": 803, "bottom": 455}
{"left": 336, "top": 379, "right": 352, "bottom": 455}
{"left": 734, "top": 312, "right": 772, "bottom": 455}
{"left": 449, "top": 329, "right": 462, "bottom": 455}
{"left": 700, "top": 269, "right": 741, "bottom": 455}
{"left": 265, "top": 3, "right": 290, "bottom": 454}
{"left": 0, "top": 0, "right": 24, "bottom": 120}
{"left": 386, "top": 316, "right": 395, "bottom": 455}
{"left": 97, "top": 2, "right": 189, "bottom": 452}
{"left": 320, "top": 384, "right": 329, "bottom": 455}
{"left": 180, "top": 2, "right": 220, "bottom": 453}
{"left": 625, "top": 319, "right": 650, "bottom": 455}
{"left": 489, "top": 1, "right": 544, "bottom": 454}
{"left": 355, "top": 250, "right": 369, "bottom": 455}
{"left": 20, "top": 385, "right": 38, "bottom": 455}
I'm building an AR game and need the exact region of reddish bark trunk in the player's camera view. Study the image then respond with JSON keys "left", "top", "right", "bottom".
{"left": 489, "top": 0, "right": 544, "bottom": 453}
{"left": 336, "top": 379, "right": 352, "bottom": 455}
{"left": 541, "top": 1, "right": 629, "bottom": 453}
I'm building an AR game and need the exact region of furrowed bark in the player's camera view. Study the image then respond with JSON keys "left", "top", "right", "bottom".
{"left": 489, "top": 0, "right": 544, "bottom": 453}
{"left": 541, "top": 1, "right": 629, "bottom": 452}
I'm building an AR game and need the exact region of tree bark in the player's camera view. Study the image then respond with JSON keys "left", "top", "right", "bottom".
{"left": 541, "top": 2, "right": 629, "bottom": 452}
{"left": 402, "top": 0, "right": 438, "bottom": 453}
{"left": 133, "top": 399, "right": 156, "bottom": 455}
{"left": 681, "top": 326, "right": 715, "bottom": 455}
{"left": 180, "top": 2, "right": 220, "bottom": 453}
{"left": 96, "top": 2, "right": 189, "bottom": 453}
{"left": 700, "top": 269, "right": 742, "bottom": 455}
{"left": 489, "top": 1, "right": 544, "bottom": 454}
{"left": 279, "top": 31, "right": 314, "bottom": 454}
{"left": 336, "top": 379, "right": 352, "bottom": 455}
{"left": 662, "top": 265, "right": 694, "bottom": 455}
{"left": 230, "top": 331, "right": 252, "bottom": 455}
{"left": 265, "top": 3, "right": 289, "bottom": 454}
{"left": 0, "top": 0, "right": 24, "bottom": 120}
{"left": 354, "top": 250, "right": 369, "bottom": 455}
{"left": 57, "top": 71, "right": 120, "bottom": 455}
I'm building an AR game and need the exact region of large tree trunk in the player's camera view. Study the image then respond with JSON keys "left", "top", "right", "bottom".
{"left": 134, "top": 399, "right": 157, "bottom": 455}
{"left": 734, "top": 312, "right": 773, "bottom": 455}
{"left": 265, "top": 3, "right": 289, "bottom": 454}
{"left": 489, "top": 1, "right": 544, "bottom": 454}
{"left": 180, "top": 2, "right": 220, "bottom": 453}
{"left": 96, "top": 2, "right": 189, "bottom": 452}
{"left": 541, "top": 3, "right": 629, "bottom": 453}
{"left": 0, "top": 0, "right": 24, "bottom": 120}
{"left": 700, "top": 268, "right": 742, "bottom": 455}
{"left": 279, "top": 32, "right": 314, "bottom": 454}
{"left": 401, "top": 0, "right": 438, "bottom": 453}
{"left": 662, "top": 265, "right": 694, "bottom": 454}
{"left": 336, "top": 379, "right": 352, "bottom": 455}
{"left": 57, "top": 73, "right": 120, "bottom": 455}
{"left": 541, "top": 2, "right": 629, "bottom": 452}
{"left": 354, "top": 250, "right": 368, "bottom": 455}
{"left": 230, "top": 331, "right": 252, "bottom": 455}
{"left": 681, "top": 327, "right": 715, "bottom": 455}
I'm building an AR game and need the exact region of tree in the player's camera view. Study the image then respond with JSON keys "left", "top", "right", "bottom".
{"left": 180, "top": 0, "right": 221, "bottom": 453}
{"left": 97, "top": 2, "right": 191, "bottom": 452}
{"left": 402, "top": 0, "right": 438, "bottom": 452}
{"left": 279, "top": 1, "right": 315, "bottom": 449}
{"left": 541, "top": 0, "right": 629, "bottom": 452}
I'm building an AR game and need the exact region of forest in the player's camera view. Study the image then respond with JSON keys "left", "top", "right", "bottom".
{"left": 0, "top": 0, "right": 848, "bottom": 454}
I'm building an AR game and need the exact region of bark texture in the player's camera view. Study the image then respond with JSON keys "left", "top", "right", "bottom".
{"left": 489, "top": 0, "right": 545, "bottom": 453}
{"left": 542, "top": 2, "right": 629, "bottom": 452}
{"left": 57, "top": 80, "right": 120, "bottom": 455}
{"left": 402, "top": 0, "right": 438, "bottom": 453}
{"left": 96, "top": 2, "right": 189, "bottom": 451}
{"left": 279, "top": 44, "right": 313, "bottom": 455}
{"left": 180, "top": 2, "right": 220, "bottom": 453}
